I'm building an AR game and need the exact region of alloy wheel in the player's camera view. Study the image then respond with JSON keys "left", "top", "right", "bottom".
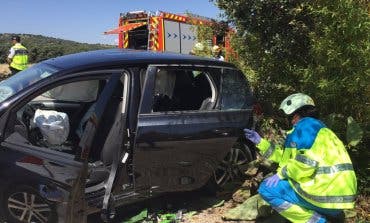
{"left": 7, "top": 191, "right": 52, "bottom": 223}
{"left": 214, "top": 143, "right": 253, "bottom": 187}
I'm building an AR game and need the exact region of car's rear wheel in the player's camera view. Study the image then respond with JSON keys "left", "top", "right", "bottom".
{"left": 2, "top": 186, "right": 56, "bottom": 223}
{"left": 212, "top": 140, "right": 255, "bottom": 188}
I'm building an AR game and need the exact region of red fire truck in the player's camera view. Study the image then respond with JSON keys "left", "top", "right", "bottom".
{"left": 104, "top": 10, "right": 232, "bottom": 56}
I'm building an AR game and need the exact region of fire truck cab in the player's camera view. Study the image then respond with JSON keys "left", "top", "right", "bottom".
{"left": 105, "top": 10, "right": 231, "bottom": 55}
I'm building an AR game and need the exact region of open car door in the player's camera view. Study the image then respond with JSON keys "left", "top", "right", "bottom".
{"left": 65, "top": 73, "right": 125, "bottom": 222}
{"left": 0, "top": 73, "right": 124, "bottom": 223}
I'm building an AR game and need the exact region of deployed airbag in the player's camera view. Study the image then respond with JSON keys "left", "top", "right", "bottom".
{"left": 31, "top": 109, "right": 70, "bottom": 145}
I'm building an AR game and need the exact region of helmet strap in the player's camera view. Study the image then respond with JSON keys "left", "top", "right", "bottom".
{"left": 291, "top": 113, "right": 301, "bottom": 125}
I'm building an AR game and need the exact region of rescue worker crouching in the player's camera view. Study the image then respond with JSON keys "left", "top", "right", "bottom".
{"left": 7, "top": 35, "right": 29, "bottom": 75}
{"left": 244, "top": 93, "right": 357, "bottom": 223}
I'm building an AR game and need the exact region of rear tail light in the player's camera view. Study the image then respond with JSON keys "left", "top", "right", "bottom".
{"left": 253, "top": 103, "right": 263, "bottom": 116}
{"left": 252, "top": 102, "right": 263, "bottom": 130}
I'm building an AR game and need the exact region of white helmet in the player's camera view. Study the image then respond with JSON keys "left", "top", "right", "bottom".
{"left": 279, "top": 93, "right": 315, "bottom": 115}
{"left": 193, "top": 42, "right": 204, "bottom": 51}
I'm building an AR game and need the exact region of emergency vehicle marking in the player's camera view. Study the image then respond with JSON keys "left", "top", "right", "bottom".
{"left": 150, "top": 17, "right": 160, "bottom": 50}
{"left": 124, "top": 21, "right": 129, "bottom": 48}
{"left": 105, "top": 10, "right": 232, "bottom": 57}
{"left": 167, "top": 33, "right": 178, "bottom": 39}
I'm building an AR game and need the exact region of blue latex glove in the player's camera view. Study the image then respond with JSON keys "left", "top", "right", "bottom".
{"left": 265, "top": 174, "right": 280, "bottom": 187}
{"left": 243, "top": 129, "right": 261, "bottom": 145}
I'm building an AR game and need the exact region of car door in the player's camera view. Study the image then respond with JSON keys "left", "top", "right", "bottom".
{"left": 0, "top": 72, "right": 124, "bottom": 223}
{"left": 133, "top": 65, "right": 254, "bottom": 193}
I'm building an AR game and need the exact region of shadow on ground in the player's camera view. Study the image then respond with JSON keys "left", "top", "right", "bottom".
{"left": 87, "top": 183, "right": 287, "bottom": 223}
{"left": 87, "top": 189, "right": 223, "bottom": 223}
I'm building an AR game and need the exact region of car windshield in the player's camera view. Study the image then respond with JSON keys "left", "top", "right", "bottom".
{"left": 0, "top": 63, "right": 60, "bottom": 103}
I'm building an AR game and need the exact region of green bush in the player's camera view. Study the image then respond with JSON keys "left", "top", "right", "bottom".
{"left": 210, "top": 0, "right": 369, "bottom": 193}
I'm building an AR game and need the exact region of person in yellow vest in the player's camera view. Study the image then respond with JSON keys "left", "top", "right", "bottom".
{"left": 244, "top": 93, "right": 357, "bottom": 223}
{"left": 211, "top": 45, "right": 224, "bottom": 61}
{"left": 7, "top": 35, "right": 29, "bottom": 75}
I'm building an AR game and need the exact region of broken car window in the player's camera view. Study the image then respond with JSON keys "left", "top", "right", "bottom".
{"left": 152, "top": 68, "right": 213, "bottom": 112}
{"left": 220, "top": 69, "right": 253, "bottom": 110}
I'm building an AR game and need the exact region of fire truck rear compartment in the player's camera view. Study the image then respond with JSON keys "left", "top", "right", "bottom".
{"left": 128, "top": 26, "right": 149, "bottom": 50}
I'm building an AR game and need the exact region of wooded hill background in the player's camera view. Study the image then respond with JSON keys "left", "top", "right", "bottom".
{"left": 0, "top": 33, "right": 113, "bottom": 63}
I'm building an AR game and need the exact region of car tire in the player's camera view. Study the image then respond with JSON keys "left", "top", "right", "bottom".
{"left": 206, "top": 139, "right": 256, "bottom": 192}
{"left": 1, "top": 185, "right": 57, "bottom": 223}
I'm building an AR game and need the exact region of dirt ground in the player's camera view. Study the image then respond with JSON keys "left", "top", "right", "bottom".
{"left": 88, "top": 184, "right": 280, "bottom": 223}
{"left": 180, "top": 194, "right": 369, "bottom": 223}
{"left": 88, "top": 181, "right": 369, "bottom": 223}
{"left": 89, "top": 163, "right": 369, "bottom": 223}
{"left": 0, "top": 64, "right": 11, "bottom": 77}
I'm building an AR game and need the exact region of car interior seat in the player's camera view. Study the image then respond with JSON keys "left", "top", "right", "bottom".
{"left": 152, "top": 69, "right": 178, "bottom": 112}
{"left": 199, "top": 97, "right": 214, "bottom": 110}
{"left": 172, "top": 71, "right": 196, "bottom": 110}
{"left": 88, "top": 83, "right": 123, "bottom": 162}
{"left": 86, "top": 99, "right": 123, "bottom": 187}
{"left": 84, "top": 83, "right": 124, "bottom": 187}
{"left": 191, "top": 72, "right": 213, "bottom": 110}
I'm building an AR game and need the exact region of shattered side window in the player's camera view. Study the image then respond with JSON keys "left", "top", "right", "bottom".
{"left": 220, "top": 69, "right": 253, "bottom": 110}
{"left": 151, "top": 68, "right": 214, "bottom": 112}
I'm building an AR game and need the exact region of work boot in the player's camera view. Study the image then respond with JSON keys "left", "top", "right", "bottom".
{"left": 326, "top": 211, "right": 345, "bottom": 223}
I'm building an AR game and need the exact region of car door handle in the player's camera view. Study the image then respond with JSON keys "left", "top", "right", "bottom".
{"left": 213, "top": 129, "right": 230, "bottom": 136}
{"left": 178, "top": 161, "right": 192, "bottom": 167}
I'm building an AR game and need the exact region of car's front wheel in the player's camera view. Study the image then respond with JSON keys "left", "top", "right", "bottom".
{"left": 2, "top": 185, "right": 57, "bottom": 223}
{"left": 213, "top": 140, "right": 255, "bottom": 188}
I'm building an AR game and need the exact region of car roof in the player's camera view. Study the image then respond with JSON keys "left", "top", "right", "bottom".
{"left": 43, "top": 49, "right": 236, "bottom": 71}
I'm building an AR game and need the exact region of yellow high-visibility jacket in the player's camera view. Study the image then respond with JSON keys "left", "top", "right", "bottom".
{"left": 10, "top": 43, "right": 28, "bottom": 71}
{"left": 257, "top": 117, "right": 357, "bottom": 209}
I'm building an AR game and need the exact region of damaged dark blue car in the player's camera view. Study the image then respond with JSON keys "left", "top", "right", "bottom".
{"left": 0, "top": 49, "right": 256, "bottom": 223}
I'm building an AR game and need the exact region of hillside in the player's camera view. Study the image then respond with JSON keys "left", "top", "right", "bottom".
{"left": 0, "top": 33, "right": 115, "bottom": 63}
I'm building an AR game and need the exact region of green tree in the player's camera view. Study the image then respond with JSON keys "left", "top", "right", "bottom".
{"left": 305, "top": 0, "right": 370, "bottom": 125}
{"left": 213, "top": 0, "right": 369, "bottom": 196}
{"left": 214, "top": 0, "right": 369, "bottom": 128}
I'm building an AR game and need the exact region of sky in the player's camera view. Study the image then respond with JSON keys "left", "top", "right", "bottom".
{"left": 1, "top": 0, "right": 222, "bottom": 45}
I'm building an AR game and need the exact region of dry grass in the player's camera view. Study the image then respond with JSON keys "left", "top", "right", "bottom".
{"left": 0, "top": 64, "right": 11, "bottom": 77}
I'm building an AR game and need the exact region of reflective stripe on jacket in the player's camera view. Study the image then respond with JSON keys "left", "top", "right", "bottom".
{"left": 257, "top": 117, "right": 357, "bottom": 209}
{"left": 10, "top": 44, "right": 28, "bottom": 71}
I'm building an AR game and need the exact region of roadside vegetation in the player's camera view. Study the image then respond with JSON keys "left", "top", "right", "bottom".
{"left": 191, "top": 0, "right": 369, "bottom": 222}
{"left": 207, "top": 0, "right": 369, "bottom": 195}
